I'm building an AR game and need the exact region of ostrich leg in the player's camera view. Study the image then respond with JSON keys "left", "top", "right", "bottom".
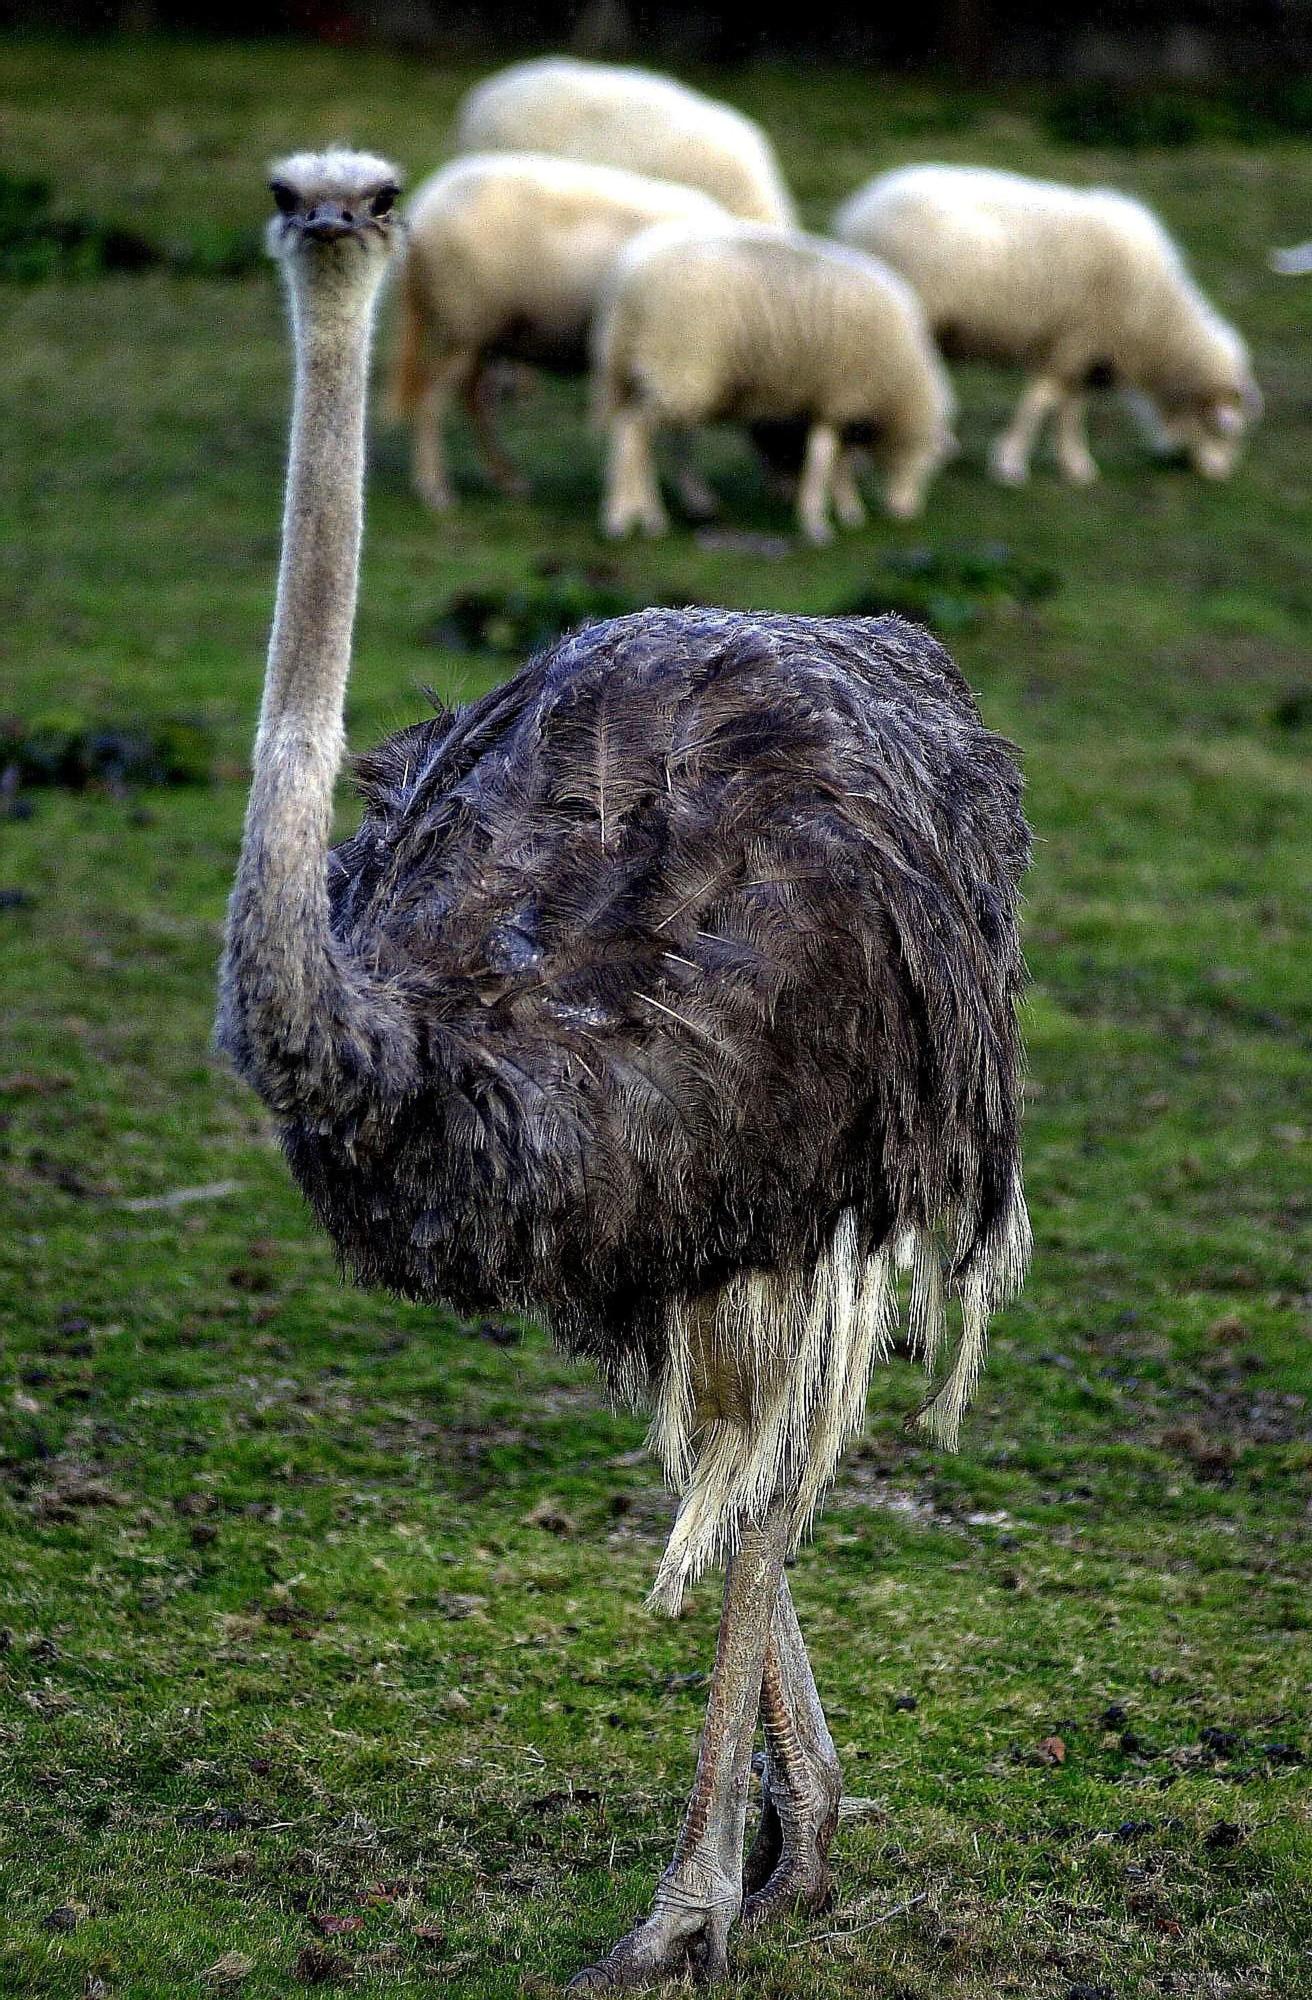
{"left": 570, "top": 1504, "right": 791, "bottom": 1989}
{"left": 742, "top": 1575, "right": 843, "bottom": 1924}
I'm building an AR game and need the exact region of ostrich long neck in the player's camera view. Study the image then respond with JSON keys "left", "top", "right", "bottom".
{"left": 219, "top": 267, "right": 415, "bottom": 1117}
{"left": 262, "top": 287, "right": 371, "bottom": 760}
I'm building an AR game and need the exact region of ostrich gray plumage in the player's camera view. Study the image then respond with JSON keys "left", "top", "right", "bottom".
{"left": 218, "top": 149, "right": 1033, "bottom": 1982}
{"left": 221, "top": 598, "right": 1031, "bottom": 1605}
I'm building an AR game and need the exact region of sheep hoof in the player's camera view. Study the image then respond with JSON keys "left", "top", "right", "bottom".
{"left": 674, "top": 472, "right": 721, "bottom": 522}
{"left": 988, "top": 447, "right": 1029, "bottom": 487}
{"left": 1060, "top": 455, "right": 1099, "bottom": 487}
{"left": 884, "top": 492, "right": 922, "bottom": 522}
{"left": 415, "top": 479, "right": 456, "bottom": 514}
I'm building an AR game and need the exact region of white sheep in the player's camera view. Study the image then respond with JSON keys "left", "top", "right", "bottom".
{"left": 454, "top": 55, "right": 796, "bottom": 227}
{"left": 834, "top": 164, "right": 1260, "bottom": 486}
{"left": 389, "top": 152, "right": 727, "bottom": 511}
{"left": 593, "top": 220, "right": 956, "bottom": 544}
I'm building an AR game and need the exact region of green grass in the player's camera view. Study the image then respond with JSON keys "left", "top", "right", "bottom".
{"left": 2, "top": 33, "right": 1310, "bottom": 2000}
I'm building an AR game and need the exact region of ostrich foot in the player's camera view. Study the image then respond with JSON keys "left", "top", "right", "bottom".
{"left": 741, "top": 1745, "right": 840, "bottom": 1926}
{"left": 568, "top": 1871, "right": 740, "bottom": 1989}
{"left": 573, "top": 1505, "right": 790, "bottom": 1987}
{"left": 740, "top": 1580, "right": 842, "bottom": 1928}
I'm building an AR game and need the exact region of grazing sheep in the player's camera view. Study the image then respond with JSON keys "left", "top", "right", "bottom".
{"left": 389, "top": 153, "right": 727, "bottom": 511}
{"left": 454, "top": 55, "right": 796, "bottom": 227}
{"left": 594, "top": 220, "right": 956, "bottom": 544}
{"left": 835, "top": 164, "right": 1260, "bottom": 485}
{"left": 1270, "top": 241, "right": 1312, "bottom": 274}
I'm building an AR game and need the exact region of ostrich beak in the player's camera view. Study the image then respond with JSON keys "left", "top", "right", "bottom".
{"left": 301, "top": 202, "right": 358, "bottom": 242}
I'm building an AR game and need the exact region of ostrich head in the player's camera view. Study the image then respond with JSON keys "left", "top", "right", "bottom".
{"left": 266, "top": 148, "right": 403, "bottom": 305}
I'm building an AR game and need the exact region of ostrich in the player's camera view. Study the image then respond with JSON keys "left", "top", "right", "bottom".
{"left": 217, "top": 150, "right": 1033, "bottom": 1987}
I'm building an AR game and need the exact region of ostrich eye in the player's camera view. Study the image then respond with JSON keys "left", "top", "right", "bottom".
{"left": 270, "top": 181, "right": 298, "bottom": 216}
{"left": 370, "top": 184, "right": 399, "bottom": 218}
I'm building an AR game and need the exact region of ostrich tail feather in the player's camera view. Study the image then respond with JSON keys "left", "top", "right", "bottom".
{"left": 911, "top": 1170, "right": 1032, "bottom": 1449}
{"left": 646, "top": 1214, "right": 896, "bottom": 1616}
{"left": 647, "top": 1179, "right": 1031, "bottom": 1614}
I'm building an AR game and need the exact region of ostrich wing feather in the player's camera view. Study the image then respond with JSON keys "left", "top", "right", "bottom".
{"left": 287, "top": 608, "right": 1030, "bottom": 1606}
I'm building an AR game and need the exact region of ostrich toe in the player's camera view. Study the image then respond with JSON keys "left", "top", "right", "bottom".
{"left": 568, "top": 1882, "right": 738, "bottom": 1989}
{"left": 741, "top": 1743, "right": 840, "bottom": 1926}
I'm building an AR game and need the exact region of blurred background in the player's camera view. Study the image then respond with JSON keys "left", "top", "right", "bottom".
{"left": 9, "top": 0, "right": 1312, "bottom": 79}
{"left": 1, "top": 13, "right": 1309, "bottom": 2000}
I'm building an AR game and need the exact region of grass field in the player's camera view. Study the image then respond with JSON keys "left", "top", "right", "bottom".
{"left": 1, "top": 34, "right": 1310, "bottom": 2000}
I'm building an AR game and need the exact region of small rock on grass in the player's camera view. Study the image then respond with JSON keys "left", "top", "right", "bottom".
{"left": 522, "top": 1495, "right": 576, "bottom": 1537}
{"left": 202, "top": 1953, "right": 254, "bottom": 1986}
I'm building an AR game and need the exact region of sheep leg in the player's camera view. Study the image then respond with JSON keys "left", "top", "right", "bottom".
{"left": 672, "top": 433, "right": 721, "bottom": 522}
{"left": 884, "top": 439, "right": 941, "bottom": 520}
{"left": 411, "top": 351, "right": 474, "bottom": 513}
{"left": 1122, "top": 388, "right": 1181, "bottom": 459}
{"left": 602, "top": 407, "right": 669, "bottom": 539}
{"left": 796, "top": 423, "right": 840, "bottom": 546}
{"left": 989, "top": 376, "right": 1063, "bottom": 486}
{"left": 831, "top": 451, "right": 867, "bottom": 530}
{"left": 569, "top": 1505, "right": 790, "bottom": 1989}
{"left": 1054, "top": 392, "right": 1098, "bottom": 485}
{"left": 462, "top": 364, "right": 531, "bottom": 500}
{"left": 742, "top": 1574, "right": 842, "bottom": 1925}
